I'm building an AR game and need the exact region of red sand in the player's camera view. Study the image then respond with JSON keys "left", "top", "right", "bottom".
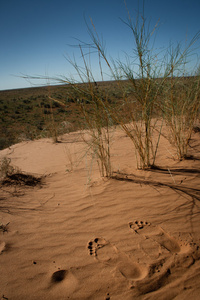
{"left": 0, "top": 125, "right": 200, "bottom": 299}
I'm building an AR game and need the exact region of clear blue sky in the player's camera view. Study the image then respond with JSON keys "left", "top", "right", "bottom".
{"left": 0, "top": 0, "right": 200, "bottom": 90}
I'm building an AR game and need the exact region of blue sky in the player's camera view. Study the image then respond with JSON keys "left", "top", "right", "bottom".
{"left": 0, "top": 0, "right": 200, "bottom": 90}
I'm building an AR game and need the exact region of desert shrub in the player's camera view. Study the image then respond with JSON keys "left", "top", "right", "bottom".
{"left": 25, "top": 105, "right": 32, "bottom": 111}
{"left": 23, "top": 99, "right": 31, "bottom": 104}
{"left": 0, "top": 127, "right": 17, "bottom": 150}
{"left": 58, "top": 107, "right": 66, "bottom": 113}
{"left": 0, "top": 137, "right": 9, "bottom": 150}
{"left": 43, "top": 109, "right": 51, "bottom": 115}
{"left": 52, "top": 101, "right": 60, "bottom": 108}
{"left": 44, "top": 103, "right": 51, "bottom": 108}
{"left": 66, "top": 97, "right": 75, "bottom": 103}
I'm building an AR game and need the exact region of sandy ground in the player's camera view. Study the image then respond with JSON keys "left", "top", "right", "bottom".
{"left": 0, "top": 125, "right": 200, "bottom": 300}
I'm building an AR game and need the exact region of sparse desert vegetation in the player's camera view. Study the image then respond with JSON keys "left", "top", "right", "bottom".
{"left": 0, "top": 81, "right": 125, "bottom": 150}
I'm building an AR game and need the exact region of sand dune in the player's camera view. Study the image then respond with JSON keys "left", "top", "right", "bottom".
{"left": 0, "top": 126, "right": 200, "bottom": 299}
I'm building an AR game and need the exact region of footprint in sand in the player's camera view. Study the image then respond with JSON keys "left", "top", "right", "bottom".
{"left": 128, "top": 222, "right": 199, "bottom": 294}
{"left": 87, "top": 237, "right": 148, "bottom": 281}
{"left": 129, "top": 220, "right": 151, "bottom": 233}
{"left": 149, "top": 227, "right": 181, "bottom": 253}
{"left": 129, "top": 222, "right": 198, "bottom": 274}
{"left": 88, "top": 238, "right": 112, "bottom": 258}
{"left": 129, "top": 223, "right": 182, "bottom": 254}
{"left": 132, "top": 241, "right": 199, "bottom": 295}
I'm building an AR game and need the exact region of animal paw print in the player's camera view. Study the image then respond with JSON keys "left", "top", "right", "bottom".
{"left": 129, "top": 220, "right": 151, "bottom": 233}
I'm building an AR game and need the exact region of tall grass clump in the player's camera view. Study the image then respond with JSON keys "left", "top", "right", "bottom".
{"left": 79, "top": 8, "right": 173, "bottom": 168}
{"left": 162, "top": 43, "right": 200, "bottom": 160}
{"left": 66, "top": 53, "right": 113, "bottom": 177}
{"left": 59, "top": 11, "right": 165, "bottom": 169}
{"left": 109, "top": 8, "right": 165, "bottom": 169}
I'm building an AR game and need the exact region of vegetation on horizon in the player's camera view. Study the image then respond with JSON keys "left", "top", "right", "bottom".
{"left": 0, "top": 82, "right": 121, "bottom": 150}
